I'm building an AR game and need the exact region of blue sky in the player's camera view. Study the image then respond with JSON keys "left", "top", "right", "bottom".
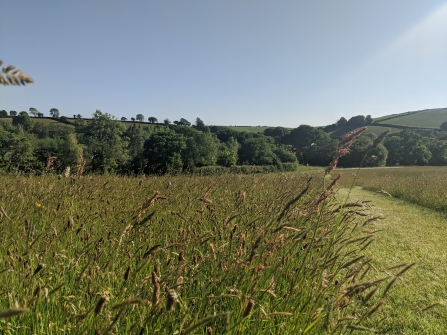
{"left": 1, "top": 1, "right": 446, "bottom": 127}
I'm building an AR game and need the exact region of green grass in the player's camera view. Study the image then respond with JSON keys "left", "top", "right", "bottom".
{"left": 0, "top": 117, "right": 64, "bottom": 125}
{"left": 338, "top": 166, "right": 447, "bottom": 212}
{"left": 336, "top": 186, "right": 447, "bottom": 334}
{"left": 0, "top": 172, "right": 401, "bottom": 334}
{"left": 330, "top": 125, "right": 398, "bottom": 138}
{"left": 374, "top": 108, "right": 447, "bottom": 128}
{"left": 223, "top": 126, "right": 275, "bottom": 133}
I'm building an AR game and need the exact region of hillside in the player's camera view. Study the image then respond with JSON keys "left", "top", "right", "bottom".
{"left": 327, "top": 107, "right": 447, "bottom": 138}
{"left": 374, "top": 108, "right": 447, "bottom": 128}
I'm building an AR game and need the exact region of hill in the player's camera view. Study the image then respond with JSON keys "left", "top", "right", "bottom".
{"left": 373, "top": 107, "right": 447, "bottom": 128}
{"left": 327, "top": 107, "right": 447, "bottom": 138}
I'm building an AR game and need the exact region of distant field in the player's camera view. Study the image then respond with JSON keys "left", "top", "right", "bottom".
{"left": 0, "top": 117, "right": 63, "bottom": 125}
{"left": 223, "top": 126, "right": 274, "bottom": 133}
{"left": 374, "top": 108, "right": 447, "bottom": 128}
{"left": 330, "top": 124, "right": 398, "bottom": 138}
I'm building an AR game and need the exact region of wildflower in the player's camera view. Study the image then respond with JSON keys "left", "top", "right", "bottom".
{"left": 35, "top": 203, "right": 42, "bottom": 208}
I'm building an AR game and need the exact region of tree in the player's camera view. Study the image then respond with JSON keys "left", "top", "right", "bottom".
{"left": 29, "top": 107, "right": 39, "bottom": 117}
{"left": 143, "top": 130, "right": 186, "bottom": 174}
{"left": 148, "top": 117, "right": 158, "bottom": 124}
{"left": 126, "top": 124, "right": 152, "bottom": 172}
{"left": 238, "top": 137, "right": 277, "bottom": 165}
{"left": 384, "top": 130, "right": 431, "bottom": 166}
{"left": 173, "top": 126, "right": 217, "bottom": 169}
{"left": 0, "top": 60, "right": 34, "bottom": 86}
{"left": 10, "top": 111, "right": 17, "bottom": 116}
{"left": 338, "top": 134, "right": 387, "bottom": 167}
{"left": 37, "top": 112, "right": 44, "bottom": 117}
{"left": 347, "top": 115, "right": 366, "bottom": 127}
{"left": 121, "top": 117, "right": 128, "bottom": 121}
{"left": 0, "top": 110, "right": 7, "bottom": 118}
{"left": 0, "top": 127, "right": 34, "bottom": 171}
{"left": 174, "top": 118, "right": 191, "bottom": 126}
{"left": 337, "top": 117, "right": 348, "bottom": 125}
{"left": 163, "top": 118, "right": 171, "bottom": 125}
{"left": 264, "top": 127, "right": 290, "bottom": 140}
{"left": 131, "top": 117, "right": 136, "bottom": 122}
{"left": 50, "top": 108, "right": 60, "bottom": 118}
{"left": 12, "top": 111, "right": 34, "bottom": 131}
{"left": 440, "top": 121, "right": 447, "bottom": 131}
{"left": 136, "top": 114, "right": 145, "bottom": 122}
{"left": 194, "top": 117, "right": 209, "bottom": 132}
{"left": 79, "top": 110, "right": 129, "bottom": 172}
{"left": 366, "top": 115, "right": 373, "bottom": 125}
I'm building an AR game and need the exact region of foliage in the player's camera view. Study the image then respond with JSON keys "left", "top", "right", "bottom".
{"left": 12, "top": 111, "right": 34, "bottom": 131}
{"left": 143, "top": 129, "right": 186, "bottom": 174}
{"left": 49, "top": 108, "right": 60, "bottom": 118}
{"left": 78, "top": 110, "right": 128, "bottom": 172}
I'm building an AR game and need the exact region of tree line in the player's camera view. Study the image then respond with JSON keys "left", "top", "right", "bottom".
{"left": 1, "top": 110, "right": 447, "bottom": 175}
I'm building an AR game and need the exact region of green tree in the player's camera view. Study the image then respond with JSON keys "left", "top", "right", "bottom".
{"left": 126, "top": 124, "right": 152, "bottom": 172}
{"left": 0, "top": 127, "right": 34, "bottom": 171}
{"left": 12, "top": 111, "right": 34, "bottom": 131}
{"left": 337, "top": 117, "right": 348, "bottom": 125}
{"left": 173, "top": 126, "right": 217, "bottom": 169}
{"left": 79, "top": 110, "right": 129, "bottom": 172}
{"left": 384, "top": 130, "right": 431, "bottom": 166}
{"left": 0, "top": 110, "right": 7, "bottom": 118}
{"left": 29, "top": 107, "right": 39, "bottom": 117}
{"left": 50, "top": 108, "right": 60, "bottom": 118}
{"left": 143, "top": 130, "right": 186, "bottom": 174}
{"left": 238, "top": 137, "right": 277, "bottom": 165}
{"left": 136, "top": 114, "right": 145, "bottom": 122}
{"left": 338, "top": 134, "right": 387, "bottom": 167}
{"left": 440, "top": 121, "right": 447, "bottom": 131}
{"left": 148, "top": 117, "right": 158, "bottom": 124}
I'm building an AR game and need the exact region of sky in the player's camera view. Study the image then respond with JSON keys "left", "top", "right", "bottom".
{"left": 1, "top": 0, "right": 446, "bottom": 127}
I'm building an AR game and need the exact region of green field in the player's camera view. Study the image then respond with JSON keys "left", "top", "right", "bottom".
{"left": 0, "top": 170, "right": 413, "bottom": 334}
{"left": 330, "top": 124, "right": 398, "bottom": 138}
{"left": 223, "top": 126, "right": 275, "bottom": 133}
{"left": 374, "top": 108, "right": 447, "bottom": 128}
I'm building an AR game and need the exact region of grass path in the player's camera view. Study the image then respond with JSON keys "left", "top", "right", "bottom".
{"left": 338, "top": 186, "right": 447, "bottom": 334}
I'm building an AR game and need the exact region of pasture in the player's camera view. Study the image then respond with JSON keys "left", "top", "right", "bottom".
{"left": 0, "top": 167, "right": 445, "bottom": 334}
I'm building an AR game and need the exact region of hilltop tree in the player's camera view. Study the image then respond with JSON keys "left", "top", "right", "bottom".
{"left": 10, "top": 111, "right": 17, "bottom": 116}
{"left": 440, "top": 121, "right": 447, "bottom": 131}
{"left": 12, "top": 111, "right": 34, "bottom": 131}
{"left": 121, "top": 117, "right": 127, "bottom": 121}
{"left": 50, "top": 108, "right": 60, "bottom": 118}
{"left": 0, "top": 110, "right": 7, "bottom": 118}
{"left": 29, "top": 107, "right": 39, "bottom": 117}
{"left": 337, "top": 117, "right": 348, "bottom": 125}
{"left": 163, "top": 118, "right": 171, "bottom": 125}
{"left": 136, "top": 114, "right": 145, "bottom": 122}
{"left": 148, "top": 117, "right": 158, "bottom": 124}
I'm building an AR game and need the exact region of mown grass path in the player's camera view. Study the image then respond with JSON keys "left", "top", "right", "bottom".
{"left": 338, "top": 186, "right": 447, "bottom": 334}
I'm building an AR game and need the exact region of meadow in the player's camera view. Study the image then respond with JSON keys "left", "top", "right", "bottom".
{"left": 0, "top": 171, "right": 404, "bottom": 334}
{"left": 338, "top": 166, "right": 447, "bottom": 212}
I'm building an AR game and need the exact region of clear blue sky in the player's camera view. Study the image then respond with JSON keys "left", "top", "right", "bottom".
{"left": 1, "top": 1, "right": 446, "bottom": 127}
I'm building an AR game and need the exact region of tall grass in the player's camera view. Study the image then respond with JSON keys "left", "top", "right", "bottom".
{"left": 0, "top": 172, "right": 403, "bottom": 334}
{"left": 339, "top": 166, "right": 447, "bottom": 212}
